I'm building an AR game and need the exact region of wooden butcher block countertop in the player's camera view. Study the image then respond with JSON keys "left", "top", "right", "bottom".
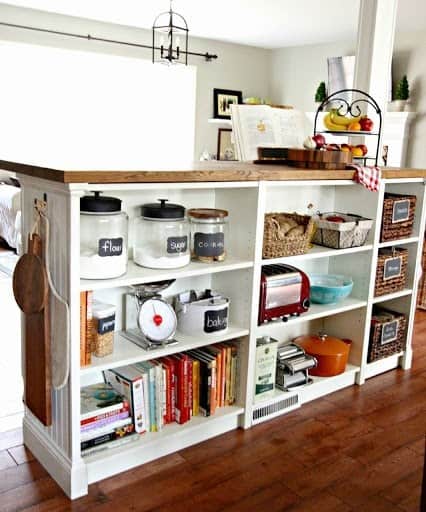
{"left": 0, "top": 159, "right": 425, "bottom": 184}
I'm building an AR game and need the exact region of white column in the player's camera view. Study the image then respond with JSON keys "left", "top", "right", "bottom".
{"left": 354, "top": 0, "right": 398, "bottom": 110}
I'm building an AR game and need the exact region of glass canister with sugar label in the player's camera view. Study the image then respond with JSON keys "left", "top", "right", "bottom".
{"left": 80, "top": 192, "right": 128, "bottom": 279}
{"left": 187, "top": 208, "right": 229, "bottom": 262}
{"left": 134, "top": 199, "right": 190, "bottom": 269}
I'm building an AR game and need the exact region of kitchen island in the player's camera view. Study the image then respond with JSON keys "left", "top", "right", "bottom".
{"left": 4, "top": 158, "right": 425, "bottom": 499}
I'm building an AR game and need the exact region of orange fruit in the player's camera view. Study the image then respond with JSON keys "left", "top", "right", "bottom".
{"left": 351, "top": 147, "right": 364, "bottom": 157}
{"left": 348, "top": 122, "right": 361, "bottom": 131}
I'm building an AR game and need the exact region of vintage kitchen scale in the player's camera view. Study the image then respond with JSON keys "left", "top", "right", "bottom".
{"left": 122, "top": 280, "right": 179, "bottom": 350}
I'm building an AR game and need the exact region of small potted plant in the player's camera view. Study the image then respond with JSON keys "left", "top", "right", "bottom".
{"left": 315, "top": 81, "right": 327, "bottom": 106}
{"left": 390, "top": 75, "right": 410, "bottom": 111}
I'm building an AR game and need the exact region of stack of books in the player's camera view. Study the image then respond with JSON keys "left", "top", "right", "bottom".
{"left": 103, "top": 341, "right": 240, "bottom": 433}
{"left": 80, "top": 383, "right": 135, "bottom": 456}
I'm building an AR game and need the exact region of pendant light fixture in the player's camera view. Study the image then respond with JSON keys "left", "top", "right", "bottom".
{"left": 152, "top": 1, "right": 217, "bottom": 64}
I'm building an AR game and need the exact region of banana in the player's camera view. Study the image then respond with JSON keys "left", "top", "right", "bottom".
{"left": 323, "top": 113, "right": 346, "bottom": 131}
{"left": 330, "top": 109, "right": 361, "bottom": 126}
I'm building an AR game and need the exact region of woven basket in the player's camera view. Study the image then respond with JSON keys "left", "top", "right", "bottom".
{"left": 368, "top": 307, "right": 406, "bottom": 363}
{"left": 263, "top": 213, "right": 315, "bottom": 259}
{"left": 417, "top": 235, "right": 426, "bottom": 309}
{"left": 374, "top": 247, "right": 408, "bottom": 297}
{"left": 380, "top": 193, "right": 416, "bottom": 242}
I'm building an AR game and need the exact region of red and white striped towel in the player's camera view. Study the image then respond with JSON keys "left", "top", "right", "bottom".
{"left": 349, "top": 163, "right": 381, "bottom": 192}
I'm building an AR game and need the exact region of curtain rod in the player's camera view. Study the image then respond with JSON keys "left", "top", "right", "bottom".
{"left": 0, "top": 21, "right": 218, "bottom": 61}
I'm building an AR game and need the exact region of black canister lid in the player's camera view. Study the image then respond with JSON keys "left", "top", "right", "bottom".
{"left": 80, "top": 191, "right": 122, "bottom": 213}
{"left": 141, "top": 199, "right": 185, "bottom": 219}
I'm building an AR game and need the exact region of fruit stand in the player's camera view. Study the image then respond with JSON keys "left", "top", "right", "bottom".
{"left": 313, "top": 88, "right": 382, "bottom": 166}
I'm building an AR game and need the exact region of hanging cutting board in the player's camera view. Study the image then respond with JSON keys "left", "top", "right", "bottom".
{"left": 13, "top": 233, "right": 52, "bottom": 426}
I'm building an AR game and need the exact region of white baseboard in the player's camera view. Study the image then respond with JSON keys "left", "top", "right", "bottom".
{"left": 23, "top": 416, "right": 87, "bottom": 499}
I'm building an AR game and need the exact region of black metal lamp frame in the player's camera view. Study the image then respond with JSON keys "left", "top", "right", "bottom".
{"left": 152, "top": 4, "right": 189, "bottom": 65}
{"left": 313, "top": 88, "right": 383, "bottom": 166}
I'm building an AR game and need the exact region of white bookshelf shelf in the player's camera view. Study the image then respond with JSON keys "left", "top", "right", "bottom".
{"left": 80, "top": 324, "right": 249, "bottom": 375}
{"left": 256, "top": 297, "right": 367, "bottom": 335}
{"left": 80, "top": 257, "right": 254, "bottom": 291}
{"left": 372, "top": 288, "right": 412, "bottom": 304}
{"left": 85, "top": 405, "right": 244, "bottom": 484}
{"left": 261, "top": 244, "right": 373, "bottom": 265}
{"left": 364, "top": 353, "right": 403, "bottom": 379}
{"left": 378, "top": 236, "right": 419, "bottom": 248}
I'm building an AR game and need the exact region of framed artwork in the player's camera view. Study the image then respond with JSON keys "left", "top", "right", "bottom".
{"left": 213, "top": 88, "right": 243, "bottom": 119}
{"left": 217, "top": 128, "right": 237, "bottom": 161}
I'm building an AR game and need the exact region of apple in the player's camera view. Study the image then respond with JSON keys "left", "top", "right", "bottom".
{"left": 360, "top": 117, "right": 374, "bottom": 131}
{"left": 312, "top": 134, "right": 326, "bottom": 149}
{"left": 325, "top": 143, "right": 340, "bottom": 151}
{"left": 356, "top": 144, "right": 368, "bottom": 156}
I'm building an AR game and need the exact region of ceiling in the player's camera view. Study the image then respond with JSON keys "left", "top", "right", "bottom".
{"left": 2, "top": 0, "right": 426, "bottom": 48}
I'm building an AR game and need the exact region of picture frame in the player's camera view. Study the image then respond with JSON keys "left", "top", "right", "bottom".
{"left": 213, "top": 88, "right": 243, "bottom": 119}
{"left": 217, "top": 128, "right": 237, "bottom": 161}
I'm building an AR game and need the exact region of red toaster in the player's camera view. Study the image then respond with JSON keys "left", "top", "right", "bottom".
{"left": 258, "top": 264, "right": 310, "bottom": 324}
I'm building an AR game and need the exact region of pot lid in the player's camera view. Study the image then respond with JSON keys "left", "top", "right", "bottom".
{"left": 141, "top": 199, "right": 185, "bottom": 219}
{"left": 187, "top": 208, "right": 228, "bottom": 219}
{"left": 80, "top": 191, "right": 122, "bottom": 213}
{"left": 295, "top": 332, "right": 349, "bottom": 356}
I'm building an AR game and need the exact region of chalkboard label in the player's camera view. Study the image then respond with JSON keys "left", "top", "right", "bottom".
{"left": 194, "top": 232, "right": 225, "bottom": 257}
{"left": 97, "top": 314, "right": 115, "bottom": 334}
{"left": 381, "top": 319, "right": 399, "bottom": 345}
{"left": 204, "top": 307, "right": 228, "bottom": 333}
{"left": 392, "top": 199, "right": 410, "bottom": 223}
{"left": 383, "top": 256, "right": 402, "bottom": 281}
{"left": 167, "top": 235, "right": 188, "bottom": 254}
{"left": 98, "top": 238, "right": 123, "bottom": 257}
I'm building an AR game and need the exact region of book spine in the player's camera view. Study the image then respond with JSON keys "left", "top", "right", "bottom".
{"left": 187, "top": 358, "right": 193, "bottom": 418}
{"left": 216, "top": 351, "right": 222, "bottom": 408}
{"left": 80, "top": 403, "right": 129, "bottom": 426}
{"left": 225, "top": 346, "right": 232, "bottom": 405}
{"left": 81, "top": 410, "right": 130, "bottom": 432}
{"left": 148, "top": 366, "right": 157, "bottom": 432}
{"left": 163, "top": 363, "right": 172, "bottom": 424}
{"left": 192, "top": 359, "right": 200, "bottom": 417}
{"left": 221, "top": 346, "right": 227, "bottom": 407}
{"left": 167, "top": 359, "right": 176, "bottom": 423}
{"left": 80, "top": 292, "right": 87, "bottom": 367}
{"left": 80, "top": 417, "right": 132, "bottom": 442}
{"left": 173, "top": 356, "right": 185, "bottom": 424}
{"left": 81, "top": 432, "right": 138, "bottom": 457}
{"left": 210, "top": 360, "right": 217, "bottom": 415}
{"left": 85, "top": 290, "right": 93, "bottom": 365}
{"left": 199, "top": 360, "right": 211, "bottom": 417}
{"left": 141, "top": 373, "right": 150, "bottom": 432}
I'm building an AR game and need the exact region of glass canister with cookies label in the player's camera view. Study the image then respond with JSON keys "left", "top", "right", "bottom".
{"left": 188, "top": 208, "right": 229, "bottom": 262}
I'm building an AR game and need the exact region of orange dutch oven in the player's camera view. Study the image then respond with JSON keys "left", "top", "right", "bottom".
{"left": 294, "top": 331, "right": 351, "bottom": 377}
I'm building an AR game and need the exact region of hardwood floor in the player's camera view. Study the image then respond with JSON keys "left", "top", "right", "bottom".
{"left": 1, "top": 313, "right": 425, "bottom": 512}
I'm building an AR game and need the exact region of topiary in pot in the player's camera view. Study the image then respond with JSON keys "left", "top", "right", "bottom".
{"left": 391, "top": 75, "right": 410, "bottom": 111}
{"left": 315, "top": 82, "right": 327, "bottom": 103}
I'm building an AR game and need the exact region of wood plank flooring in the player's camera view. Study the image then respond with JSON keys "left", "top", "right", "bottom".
{"left": 1, "top": 312, "right": 425, "bottom": 512}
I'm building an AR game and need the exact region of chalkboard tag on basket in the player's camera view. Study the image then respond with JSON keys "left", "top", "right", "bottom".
{"left": 381, "top": 319, "right": 399, "bottom": 345}
{"left": 204, "top": 308, "right": 228, "bottom": 333}
{"left": 383, "top": 256, "right": 402, "bottom": 281}
{"left": 392, "top": 199, "right": 410, "bottom": 223}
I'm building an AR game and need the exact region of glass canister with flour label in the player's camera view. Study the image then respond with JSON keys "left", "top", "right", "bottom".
{"left": 80, "top": 192, "right": 128, "bottom": 279}
{"left": 188, "top": 208, "right": 229, "bottom": 262}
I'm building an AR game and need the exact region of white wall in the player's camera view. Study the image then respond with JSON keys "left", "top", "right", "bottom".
{"left": 270, "top": 40, "right": 356, "bottom": 112}
{"left": 0, "top": 3, "right": 271, "bottom": 161}
{"left": 393, "top": 30, "right": 426, "bottom": 168}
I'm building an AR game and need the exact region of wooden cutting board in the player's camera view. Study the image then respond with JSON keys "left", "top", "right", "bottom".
{"left": 286, "top": 148, "right": 353, "bottom": 169}
{"left": 13, "top": 234, "right": 51, "bottom": 426}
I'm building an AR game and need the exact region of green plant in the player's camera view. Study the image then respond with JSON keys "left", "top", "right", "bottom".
{"left": 395, "top": 75, "right": 409, "bottom": 100}
{"left": 315, "top": 81, "right": 327, "bottom": 103}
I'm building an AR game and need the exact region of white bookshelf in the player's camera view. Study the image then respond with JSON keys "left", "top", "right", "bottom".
{"left": 17, "top": 172, "right": 426, "bottom": 499}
